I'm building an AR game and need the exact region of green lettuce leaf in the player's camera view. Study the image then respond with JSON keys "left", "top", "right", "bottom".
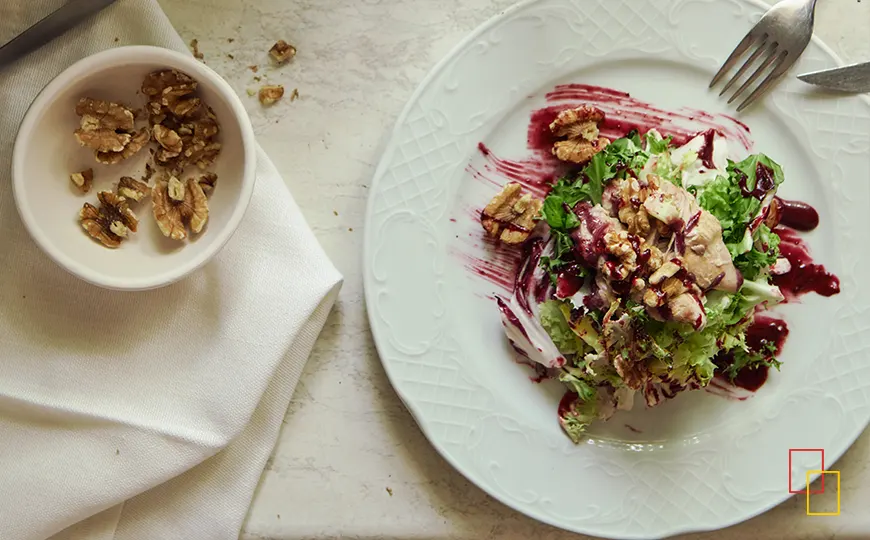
{"left": 558, "top": 394, "right": 599, "bottom": 443}
{"left": 539, "top": 300, "right": 585, "bottom": 355}
{"left": 734, "top": 224, "right": 781, "bottom": 281}
{"left": 695, "top": 153, "right": 784, "bottom": 251}
{"left": 558, "top": 368, "right": 597, "bottom": 401}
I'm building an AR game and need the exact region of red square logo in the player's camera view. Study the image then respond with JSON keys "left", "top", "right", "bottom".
{"left": 789, "top": 448, "right": 825, "bottom": 494}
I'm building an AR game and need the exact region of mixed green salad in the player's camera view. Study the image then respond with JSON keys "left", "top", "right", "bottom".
{"left": 492, "top": 121, "right": 791, "bottom": 442}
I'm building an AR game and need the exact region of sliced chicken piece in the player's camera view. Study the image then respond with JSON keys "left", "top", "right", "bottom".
{"left": 643, "top": 179, "right": 742, "bottom": 292}
{"left": 570, "top": 202, "right": 625, "bottom": 267}
{"left": 668, "top": 293, "right": 707, "bottom": 330}
{"left": 683, "top": 212, "right": 742, "bottom": 292}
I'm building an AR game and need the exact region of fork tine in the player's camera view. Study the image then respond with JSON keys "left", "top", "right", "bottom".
{"left": 719, "top": 39, "right": 768, "bottom": 96}
{"left": 737, "top": 51, "right": 790, "bottom": 112}
{"left": 710, "top": 31, "right": 757, "bottom": 88}
{"left": 727, "top": 43, "right": 779, "bottom": 104}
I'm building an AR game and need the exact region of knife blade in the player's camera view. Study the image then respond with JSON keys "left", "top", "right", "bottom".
{"left": 0, "top": 0, "right": 119, "bottom": 69}
{"left": 797, "top": 61, "right": 870, "bottom": 93}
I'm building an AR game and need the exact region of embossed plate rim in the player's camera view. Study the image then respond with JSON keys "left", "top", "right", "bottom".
{"left": 363, "top": 0, "right": 870, "bottom": 537}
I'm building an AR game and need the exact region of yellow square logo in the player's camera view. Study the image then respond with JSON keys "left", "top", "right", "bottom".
{"left": 806, "top": 470, "right": 840, "bottom": 516}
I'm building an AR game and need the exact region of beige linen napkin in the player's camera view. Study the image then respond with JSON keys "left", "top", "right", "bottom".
{"left": 0, "top": 1, "right": 342, "bottom": 539}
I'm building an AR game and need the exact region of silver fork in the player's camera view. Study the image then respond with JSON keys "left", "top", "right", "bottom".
{"left": 710, "top": 0, "right": 818, "bottom": 112}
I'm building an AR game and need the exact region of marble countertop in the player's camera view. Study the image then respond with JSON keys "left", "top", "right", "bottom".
{"left": 157, "top": 0, "right": 870, "bottom": 538}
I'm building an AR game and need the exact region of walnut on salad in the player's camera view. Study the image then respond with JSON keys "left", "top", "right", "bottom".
{"left": 476, "top": 103, "right": 815, "bottom": 443}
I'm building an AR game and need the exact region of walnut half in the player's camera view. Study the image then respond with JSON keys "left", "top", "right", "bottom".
{"left": 480, "top": 183, "right": 543, "bottom": 244}
{"left": 74, "top": 98, "right": 148, "bottom": 164}
{"left": 79, "top": 191, "right": 139, "bottom": 248}
{"left": 549, "top": 105, "right": 610, "bottom": 165}
{"left": 152, "top": 177, "right": 209, "bottom": 241}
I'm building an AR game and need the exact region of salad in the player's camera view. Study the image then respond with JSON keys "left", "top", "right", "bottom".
{"left": 480, "top": 105, "right": 795, "bottom": 442}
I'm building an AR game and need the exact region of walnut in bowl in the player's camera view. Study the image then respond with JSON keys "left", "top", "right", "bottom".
{"left": 12, "top": 46, "right": 256, "bottom": 291}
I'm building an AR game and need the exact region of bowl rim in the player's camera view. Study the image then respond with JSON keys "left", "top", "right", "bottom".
{"left": 11, "top": 45, "right": 257, "bottom": 291}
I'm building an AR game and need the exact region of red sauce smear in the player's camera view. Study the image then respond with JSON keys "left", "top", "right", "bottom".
{"left": 713, "top": 316, "right": 789, "bottom": 392}
{"left": 773, "top": 227, "right": 840, "bottom": 299}
{"left": 775, "top": 197, "right": 819, "bottom": 231}
{"left": 459, "top": 231, "right": 523, "bottom": 293}
{"left": 528, "top": 84, "right": 752, "bottom": 155}
{"left": 738, "top": 162, "right": 777, "bottom": 199}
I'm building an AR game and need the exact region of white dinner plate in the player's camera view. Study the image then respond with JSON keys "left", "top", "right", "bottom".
{"left": 363, "top": 0, "right": 870, "bottom": 537}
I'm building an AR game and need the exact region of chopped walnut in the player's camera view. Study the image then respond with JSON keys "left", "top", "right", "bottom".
{"left": 269, "top": 40, "right": 296, "bottom": 63}
{"left": 142, "top": 162, "right": 156, "bottom": 183}
{"left": 153, "top": 124, "right": 183, "bottom": 157}
{"left": 197, "top": 172, "right": 218, "bottom": 196}
{"left": 661, "top": 276, "right": 687, "bottom": 298}
{"left": 117, "top": 177, "right": 150, "bottom": 202}
{"left": 603, "top": 230, "right": 638, "bottom": 280}
{"left": 142, "top": 70, "right": 221, "bottom": 177}
{"left": 96, "top": 127, "right": 150, "bottom": 165}
{"left": 142, "top": 69, "right": 197, "bottom": 98}
{"left": 79, "top": 191, "right": 138, "bottom": 248}
{"left": 549, "top": 105, "right": 610, "bottom": 164}
{"left": 258, "top": 85, "right": 285, "bottom": 105}
{"left": 75, "top": 98, "right": 135, "bottom": 131}
{"left": 168, "top": 176, "right": 186, "bottom": 201}
{"left": 152, "top": 177, "right": 209, "bottom": 241}
{"left": 480, "top": 183, "right": 543, "bottom": 244}
{"left": 618, "top": 205, "right": 651, "bottom": 236}
{"left": 189, "top": 38, "right": 204, "bottom": 60}
{"left": 610, "top": 176, "right": 656, "bottom": 235}
{"left": 75, "top": 129, "right": 130, "bottom": 153}
{"left": 184, "top": 141, "right": 222, "bottom": 170}
{"left": 70, "top": 168, "right": 93, "bottom": 194}
{"left": 73, "top": 98, "right": 144, "bottom": 163}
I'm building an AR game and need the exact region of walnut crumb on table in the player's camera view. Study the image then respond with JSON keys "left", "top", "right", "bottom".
{"left": 269, "top": 40, "right": 296, "bottom": 64}
{"left": 258, "top": 85, "right": 285, "bottom": 105}
{"left": 189, "top": 38, "right": 204, "bottom": 60}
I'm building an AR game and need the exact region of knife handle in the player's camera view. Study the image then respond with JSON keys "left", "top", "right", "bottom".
{"left": 0, "top": 0, "right": 119, "bottom": 69}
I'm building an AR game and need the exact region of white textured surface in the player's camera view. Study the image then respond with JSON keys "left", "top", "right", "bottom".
{"left": 157, "top": 0, "right": 870, "bottom": 538}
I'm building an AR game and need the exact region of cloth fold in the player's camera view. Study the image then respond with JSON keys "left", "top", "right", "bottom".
{"left": 0, "top": 2, "right": 343, "bottom": 539}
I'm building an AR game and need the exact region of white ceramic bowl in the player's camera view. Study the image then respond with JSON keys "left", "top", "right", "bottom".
{"left": 12, "top": 46, "right": 256, "bottom": 291}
